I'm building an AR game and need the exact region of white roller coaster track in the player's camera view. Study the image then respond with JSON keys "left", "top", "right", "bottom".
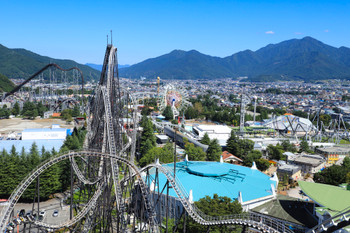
{"left": 69, "top": 156, "right": 102, "bottom": 185}
{"left": 0, "top": 151, "right": 158, "bottom": 233}
{"left": 307, "top": 206, "right": 350, "bottom": 233}
{"left": 0, "top": 150, "right": 296, "bottom": 233}
{"left": 140, "top": 164, "right": 294, "bottom": 233}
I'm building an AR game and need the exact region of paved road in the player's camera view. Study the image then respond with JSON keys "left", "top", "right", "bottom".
{"left": 1, "top": 196, "right": 71, "bottom": 232}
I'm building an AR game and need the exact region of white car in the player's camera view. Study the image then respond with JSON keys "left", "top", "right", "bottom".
{"left": 39, "top": 210, "right": 46, "bottom": 221}
{"left": 52, "top": 210, "right": 59, "bottom": 217}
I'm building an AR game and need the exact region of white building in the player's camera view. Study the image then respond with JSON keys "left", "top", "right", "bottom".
{"left": 192, "top": 124, "right": 231, "bottom": 146}
{"left": 22, "top": 125, "right": 67, "bottom": 140}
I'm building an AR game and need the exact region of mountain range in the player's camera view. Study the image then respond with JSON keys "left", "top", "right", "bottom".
{"left": 86, "top": 63, "right": 130, "bottom": 71}
{"left": 119, "top": 37, "right": 350, "bottom": 81}
{"left": 0, "top": 44, "right": 100, "bottom": 82}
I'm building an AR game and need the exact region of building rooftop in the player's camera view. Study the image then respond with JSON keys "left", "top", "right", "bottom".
{"left": 22, "top": 128, "right": 67, "bottom": 133}
{"left": 277, "top": 164, "right": 301, "bottom": 174}
{"left": 293, "top": 155, "right": 325, "bottom": 167}
{"left": 298, "top": 181, "right": 350, "bottom": 213}
{"left": 221, "top": 151, "right": 243, "bottom": 162}
{"left": 316, "top": 146, "right": 350, "bottom": 154}
{"left": 252, "top": 194, "right": 317, "bottom": 229}
{"left": 149, "top": 161, "right": 276, "bottom": 203}
{"left": 193, "top": 124, "right": 232, "bottom": 134}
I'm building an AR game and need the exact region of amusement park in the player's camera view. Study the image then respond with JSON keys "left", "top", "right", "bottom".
{"left": 1, "top": 42, "right": 350, "bottom": 233}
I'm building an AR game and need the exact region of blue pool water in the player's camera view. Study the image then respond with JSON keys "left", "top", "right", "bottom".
{"left": 148, "top": 161, "right": 276, "bottom": 203}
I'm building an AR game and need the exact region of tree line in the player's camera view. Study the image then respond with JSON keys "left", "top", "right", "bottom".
{"left": 0, "top": 101, "right": 81, "bottom": 120}
{"left": 137, "top": 115, "right": 271, "bottom": 172}
{"left": 137, "top": 116, "right": 224, "bottom": 167}
{"left": 314, "top": 157, "right": 350, "bottom": 186}
{"left": 0, "top": 127, "right": 86, "bottom": 201}
{"left": 165, "top": 194, "right": 243, "bottom": 233}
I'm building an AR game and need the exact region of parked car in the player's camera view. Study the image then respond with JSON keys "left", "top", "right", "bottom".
{"left": 52, "top": 210, "right": 59, "bottom": 217}
{"left": 39, "top": 210, "right": 46, "bottom": 217}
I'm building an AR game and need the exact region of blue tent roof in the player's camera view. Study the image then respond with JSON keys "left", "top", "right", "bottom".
{"left": 148, "top": 161, "right": 276, "bottom": 202}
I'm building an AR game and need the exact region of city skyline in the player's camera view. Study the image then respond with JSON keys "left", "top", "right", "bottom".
{"left": 1, "top": 0, "right": 349, "bottom": 65}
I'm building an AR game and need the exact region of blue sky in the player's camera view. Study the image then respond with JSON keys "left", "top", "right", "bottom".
{"left": 1, "top": 0, "right": 349, "bottom": 65}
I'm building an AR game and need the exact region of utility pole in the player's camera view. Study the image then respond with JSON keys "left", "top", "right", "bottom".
{"left": 239, "top": 92, "right": 245, "bottom": 134}
{"left": 253, "top": 96, "right": 257, "bottom": 124}
{"left": 174, "top": 126, "right": 177, "bottom": 179}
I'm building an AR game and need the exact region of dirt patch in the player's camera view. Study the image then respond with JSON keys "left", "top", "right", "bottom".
{"left": 184, "top": 119, "right": 218, "bottom": 125}
{"left": 0, "top": 118, "right": 73, "bottom": 135}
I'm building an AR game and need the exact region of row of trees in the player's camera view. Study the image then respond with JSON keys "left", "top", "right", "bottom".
{"left": 0, "top": 101, "right": 48, "bottom": 119}
{"left": 138, "top": 114, "right": 224, "bottom": 167}
{"left": 0, "top": 101, "right": 82, "bottom": 120}
{"left": 266, "top": 140, "right": 311, "bottom": 161}
{"left": 314, "top": 157, "right": 350, "bottom": 186}
{"left": 184, "top": 94, "right": 287, "bottom": 126}
{"left": 0, "top": 127, "right": 86, "bottom": 201}
{"left": 226, "top": 130, "right": 270, "bottom": 171}
{"left": 184, "top": 136, "right": 222, "bottom": 162}
{"left": 167, "top": 194, "right": 243, "bottom": 233}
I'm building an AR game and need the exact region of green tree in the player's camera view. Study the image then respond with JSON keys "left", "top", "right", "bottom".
{"left": 256, "top": 158, "right": 270, "bottom": 171}
{"left": 207, "top": 139, "right": 222, "bottom": 161}
{"left": 139, "top": 116, "right": 156, "bottom": 156}
{"left": 72, "top": 105, "right": 80, "bottom": 117}
{"left": 300, "top": 140, "right": 310, "bottom": 153}
{"left": 281, "top": 140, "right": 297, "bottom": 153}
{"left": 61, "top": 109, "right": 73, "bottom": 121}
{"left": 36, "top": 102, "right": 47, "bottom": 117}
{"left": 226, "top": 130, "right": 239, "bottom": 156}
{"left": 184, "top": 138, "right": 206, "bottom": 161}
{"left": 343, "top": 157, "right": 350, "bottom": 170}
{"left": 184, "top": 106, "right": 197, "bottom": 119}
{"left": 243, "top": 150, "right": 262, "bottom": 167}
{"left": 267, "top": 144, "right": 284, "bottom": 160}
{"left": 0, "top": 105, "right": 10, "bottom": 119}
{"left": 11, "top": 102, "right": 20, "bottom": 116}
{"left": 141, "top": 106, "right": 152, "bottom": 116}
{"left": 21, "top": 101, "right": 38, "bottom": 119}
{"left": 39, "top": 150, "right": 61, "bottom": 199}
{"left": 163, "top": 105, "right": 174, "bottom": 120}
{"left": 200, "top": 132, "right": 211, "bottom": 145}
{"left": 175, "top": 194, "right": 242, "bottom": 233}
{"left": 314, "top": 165, "right": 346, "bottom": 186}
{"left": 139, "top": 143, "right": 174, "bottom": 167}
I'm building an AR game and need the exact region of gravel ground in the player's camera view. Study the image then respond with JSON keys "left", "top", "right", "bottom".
{"left": 0, "top": 118, "right": 73, "bottom": 135}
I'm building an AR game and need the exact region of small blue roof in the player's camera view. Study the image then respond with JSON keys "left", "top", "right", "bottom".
{"left": 0, "top": 139, "right": 64, "bottom": 153}
{"left": 148, "top": 161, "right": 276, "bottom": 202}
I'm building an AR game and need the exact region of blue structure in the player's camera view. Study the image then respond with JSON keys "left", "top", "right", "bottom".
{"left": 148, "top": 161, "right": 277, "bottom": 210}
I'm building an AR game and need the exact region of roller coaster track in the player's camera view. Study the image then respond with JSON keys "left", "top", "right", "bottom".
{"left": 34, "top": 180, "right": 106, "bottom": 230}
{"left": 0, "top": 151, "right": 159, "bottom": 233}
{"left": 2, "top": 63, "right": 84, "bottom": 102}
{"left": 101, "top": 86, "right": 123, "bottom": 207}
{"left": 126, "top": 163, "right": 293, "bottom": 233}
{"left": 0, "top": 150, "right": 295, "bottom": 233}
{"left": 307, "top": 206, "right": 350, "bottom": 233}
{"left": 69, "top": 156, "right": 102, "bottom": 185}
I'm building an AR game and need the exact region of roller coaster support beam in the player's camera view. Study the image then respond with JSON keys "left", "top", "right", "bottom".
{"left": 2, "top": 63, "right": 84, "bottom": 107}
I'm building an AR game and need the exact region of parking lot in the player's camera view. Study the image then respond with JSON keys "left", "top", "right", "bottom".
{"left": 1, "top": 195, "right": 71, "bottom": 231}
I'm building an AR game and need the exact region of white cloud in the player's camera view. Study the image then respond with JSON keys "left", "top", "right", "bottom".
{"left": 295, "top": 32, "right": 303, "bottom": 35}
{"left": 265, "top": 31, "right": 275, "bottom": 34}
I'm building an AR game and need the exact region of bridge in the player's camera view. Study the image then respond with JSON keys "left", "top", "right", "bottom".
{"left": 1, "top": 44, "right": 344, "bottom": 233}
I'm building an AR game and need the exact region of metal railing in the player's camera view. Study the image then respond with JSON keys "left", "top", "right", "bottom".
{"left": 141, "top": 164, "right": 293, "bottom": 233}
